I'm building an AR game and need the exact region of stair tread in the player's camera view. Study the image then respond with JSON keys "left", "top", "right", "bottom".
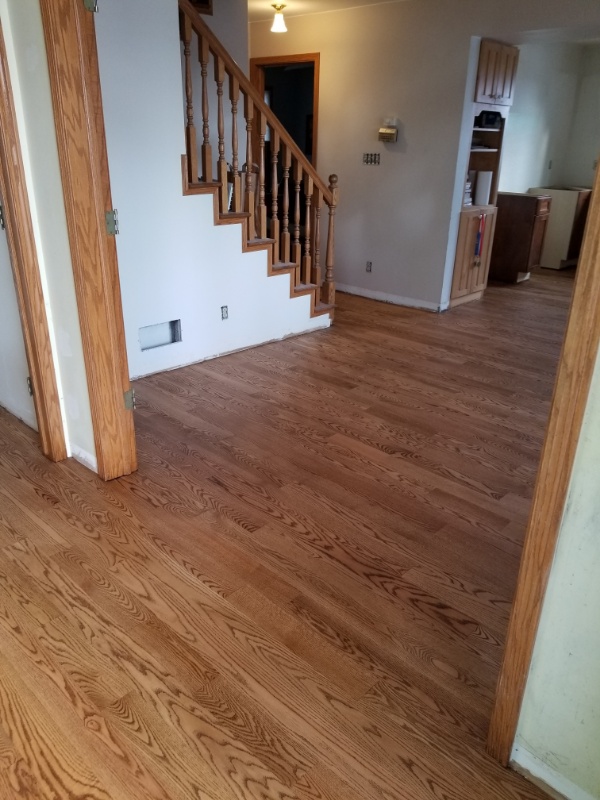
{"left": 272, "top": 261, "right": 298, "bottom": 271}
{"left": 220, "top": 211, "right": 250, "bottom": 220}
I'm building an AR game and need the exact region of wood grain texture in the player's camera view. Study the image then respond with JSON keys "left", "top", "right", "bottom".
{"left": 487, "top": 167, "right": 600, "bottom": 764}
{"left": 39, "top": 0, "right": 136, "bottom": 480}
{"left": 0, "top": 23, "right": 67, "bottom": 462}
{"left": 0, "top": 271, "right": 572, "bottom": 799}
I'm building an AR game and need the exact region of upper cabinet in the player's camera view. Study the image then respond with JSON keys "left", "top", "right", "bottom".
{"left": 475, "top": 40, "right": 520, "bottom": 107}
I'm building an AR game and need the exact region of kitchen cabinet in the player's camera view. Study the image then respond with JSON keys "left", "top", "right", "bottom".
{"left": 475, "top": 39, "right": 519, "bottom": 107}
{"left": 489, "top": 193, "right": 551, "bottom": 283}
{"left": 450, "top": 206, "right": 497, "bottom": 307}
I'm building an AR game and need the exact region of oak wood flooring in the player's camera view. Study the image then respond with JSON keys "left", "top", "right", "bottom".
{"left": 0, "top": 271, "right": 573, "bottom": 799}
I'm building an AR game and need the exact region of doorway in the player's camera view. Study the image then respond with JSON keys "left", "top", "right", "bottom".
{"left": 250, "top": 53, "right": 320, "bottom": 167}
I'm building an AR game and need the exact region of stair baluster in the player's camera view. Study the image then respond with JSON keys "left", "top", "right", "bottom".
{"left": 257, "top": 111, "right": 267, "bottom": 240}
{"left": 292, "top": 159, "right": 302, "bottom": 285}
{"left": 229, "top": 76, "right": 241, "bottom": 212}
{"left": 281, "top": 145, "right": 291, "bottom": 264}
{"left": 199, "top": 35, "right": 212, "bottom": 182}
{"left": 215, "top": 55, "right": 227, "bottom": 213}
{"left": 270, "top": 130, "right": 281, "bottom": 261}
{"left": 244, "top": 95, "right": 256, "bottom": 240}
{"left": 180, "top": 14, "right": 198, "bottom": 184}
{"left": 312, "top": 187, "right": 323, "bottom": 302}
{"left": 303, "top": 174, "right": 313, "bottom": 285}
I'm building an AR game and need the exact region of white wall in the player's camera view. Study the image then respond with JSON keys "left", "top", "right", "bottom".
{"left": 0, "top": 0, "right": 97, "bottom": 470}
{"left": 513, "top": 346, "right": 600, "bottom": 800}
{"left": 95, "top": 0, "right": 328, "bottom": 381}
{"left": 563, "top": 44, "right": 600, "bottom": 188}
{"left": 250, "top": 0, "right": 600, "bottom": 311}
{"left": 0, "top": 225, "right": 36, "bottom": 429}
{"left": 500, "top": 42, "right": 582, "bottom": 193}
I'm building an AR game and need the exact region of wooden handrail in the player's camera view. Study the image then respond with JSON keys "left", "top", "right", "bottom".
{"left": 178, "top": 0, "right": 333, "bottom": 206}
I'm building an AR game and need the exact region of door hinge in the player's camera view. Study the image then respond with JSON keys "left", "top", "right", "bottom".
{"left": 83, "top": 0, "right": 98, "bottom": 12}
{"left": 124, "top": 388, "right": 136, "bottom": 410}
{"left": 27, "top": 377, "right": 34, "bottom": 396}
{"left": 105, "top": 209, "right": 119, "bottom": 236}
{"left": 0, "top": 202, "right": 5, "bottom": 231}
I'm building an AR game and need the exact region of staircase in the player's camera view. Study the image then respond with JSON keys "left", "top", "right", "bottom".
{"left": 178, "top": 0, "right": 337, "bottom": 319}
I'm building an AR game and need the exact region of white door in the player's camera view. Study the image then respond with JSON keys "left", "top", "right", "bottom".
{"left": 0, "top": 197, "right": 37, "bottom": 429}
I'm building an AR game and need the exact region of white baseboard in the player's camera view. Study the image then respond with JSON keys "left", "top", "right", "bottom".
{"left": 70, "top": 445, "right": 98, "bottom": 474}
{"left": 335, "top": 283, "right": 442, "bottom": 312}
{"left": 511, "top": 744, "right": 598, "bottom": 800}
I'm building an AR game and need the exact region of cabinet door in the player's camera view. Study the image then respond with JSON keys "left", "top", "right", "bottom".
{"left": 471, "top": 209, "right": 497, "bottom": 292}
{"left": 493, "top": 45, "right": 519, "bottom": 106}
{"left": 451, "top": 210, "right": 482, "bottom": 300}
{"left": 475, "top": 40, "right": 501, "bottom": 104}
{"left": 475, "top": 40, "right": 519, "bottom": 106}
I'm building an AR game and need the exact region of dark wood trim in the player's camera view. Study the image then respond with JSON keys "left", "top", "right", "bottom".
{"left": 0, "top": 23, "right": 67, "bottom": 462}
{"left": 250, "top": 53, "right": 320, "bottom": 169}
{"left": 487, "top": 167, "right": 600, "bottom": 764}
{"left": 39, "top": 0, "right": 137, "bottom": 480}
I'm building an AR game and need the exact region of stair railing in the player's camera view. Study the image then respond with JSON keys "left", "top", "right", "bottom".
{"left": 178, "top": 0, "right": 337, "bottom": 307}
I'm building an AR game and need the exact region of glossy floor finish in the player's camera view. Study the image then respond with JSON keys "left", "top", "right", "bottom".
{"left": 0, "top": 271, "right": 573, "bottom": 799}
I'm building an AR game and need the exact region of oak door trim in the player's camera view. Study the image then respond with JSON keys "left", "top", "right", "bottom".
{"left": 250, "top": 53, "right": 320, "bottom": 169}
{"left": 0, "top": 22, "right": 67, "bottom": 462}
{"left": 487, "top": 166, "right": 600, "bottom": 764}
{"left": 39, "top": 0, "right": 137, "bottom": 480}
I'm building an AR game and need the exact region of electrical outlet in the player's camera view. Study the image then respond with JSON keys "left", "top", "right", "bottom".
{"left": 366, "top": 261, "right": 373, "bottom": 272}
{"left": 221, "top": 305, "right": 228, "bottom": 320}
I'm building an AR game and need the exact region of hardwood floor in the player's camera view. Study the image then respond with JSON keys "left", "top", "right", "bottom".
{"left": 0, "top": 271, "right": 573, "bottom": 799}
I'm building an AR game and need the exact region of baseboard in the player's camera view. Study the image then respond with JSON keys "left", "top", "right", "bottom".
{"left": 70, "top": 445, "right": 98, "bottom": 474}
{"left": 130, "top": 321, "right": 330, "bottom": 380}
{"left": 511, "top": 744, "right": 598, "bottom": 800}
{"left": 335, "top": 283, "right": 442, "bottom": 312}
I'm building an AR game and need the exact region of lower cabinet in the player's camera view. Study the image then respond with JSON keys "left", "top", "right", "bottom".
{"left": 450, "top": 205, "right": 497, "bottom": 307}
{"left": 489, "top": 192, "right": 551, "bottom": 283}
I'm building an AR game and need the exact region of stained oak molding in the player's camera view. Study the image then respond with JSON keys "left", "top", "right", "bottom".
{"left": 39, "top": 0, "right": 136, "bottom": 480}
{"left": 0, "top": 23, "right": 66, "bottom": 462}
{"left": 487, "top": 166, "right": 600, "bottom": 764}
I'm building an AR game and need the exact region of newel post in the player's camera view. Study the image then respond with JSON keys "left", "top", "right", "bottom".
{"left": 324, "top": 174, "right": 339, "bottom": 306}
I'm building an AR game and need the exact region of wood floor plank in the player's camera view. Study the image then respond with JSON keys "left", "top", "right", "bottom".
{"left": 0, "top": 271, "right": 574, "bottom": 799}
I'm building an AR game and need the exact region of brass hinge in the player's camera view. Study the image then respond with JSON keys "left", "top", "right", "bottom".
{"left": 124, "top": 388, "right": 136, "bottom": 410}
{"left": 83, "top": 0, "right": 98, "bottom": 11}
{"left": 0, "top": 202, "right": 5, "bottom": 231}
{"left": 27, "top": 377, "right": 34, "bottom": 396}
{"left": 105, "top": 209, "right": 119, "bottom": 236}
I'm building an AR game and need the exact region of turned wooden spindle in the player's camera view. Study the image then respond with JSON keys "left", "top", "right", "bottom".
{"left": 199, "top": 35, "right": 212, "bottom": 182}
{"left": 302, "top": 174, "right": 313, "bottom": 285}
{"left": 244, "top": 94, "right": 255, "bottom": 240}
{"left": 324, "top": 174, "right": 339, "bottom": 305}
{"left": 271, "top": 130, "right": 280, "bottom": 261}
{"left": 229, "top": 75, "right": 241, "bottom": 212}
{"left": 281, "top": 145, "right": 291, "bottom": 263}
{"left": 215, "top": 55, "right": 227, "bottom": 212}
{"left": 257, "top": 111, "right": 267, "bottom": 240}
{"left": 312, "top": 187, "right": 323, "bottom": 300}
{"left": 180, "top": 14, "right": 198, "bottom": 184}
{"left": 292, "top": 160, "right": 302, "bottom": 282}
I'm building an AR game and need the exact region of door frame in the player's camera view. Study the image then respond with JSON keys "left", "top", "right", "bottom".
{"left": 39, "top": 0, "right": 137, "bottom": 481}
{"left": 250, "top": 53, "right": 320, "bottom": 168}
{"left": 0, "top": 21, "right": 67, "bottom": 462}
{"left": 487, "top": 165, "right": 600, "bottom": 764}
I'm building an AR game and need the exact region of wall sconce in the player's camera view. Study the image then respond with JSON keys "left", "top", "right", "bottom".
{"left": 271, "top": 4, "right": 287, "bottom": 33}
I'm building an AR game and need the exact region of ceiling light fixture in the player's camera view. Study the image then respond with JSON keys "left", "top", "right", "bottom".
{"left": 271, "top": 4, "right": 287, "bottom": 33}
